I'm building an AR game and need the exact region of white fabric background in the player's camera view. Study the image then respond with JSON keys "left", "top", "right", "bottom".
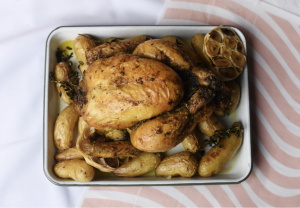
{"left": 0, "top": 0, "right": 297, "bottom": 207}
{"left": 0, "top": 1, "right": 165, "bottom": 207}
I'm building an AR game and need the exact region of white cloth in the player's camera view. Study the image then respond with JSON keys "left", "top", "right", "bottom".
{"left": 0, "top": 1, "right": 165, "bottom": 207}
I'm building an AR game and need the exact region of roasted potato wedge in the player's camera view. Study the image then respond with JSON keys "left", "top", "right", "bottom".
{"left": 73, "top": 35, "right": 96, "bottom": 74}
{"left": 54, "top": 62, "right": 72, "bottom": 104}
{"left": 198, "top": 122, "right": 243, "bottom": 177}
{"left": 156, "top": 151, "right": 197, "bottom": 178}
{"left": 54, "top": 159, "right": 95, "bottom": 182}
{"left": 55, "top": 146, "right": 84, "bottom": 161}
{"left": 198, "top": 114, "right": 224, "bottom": 137}
{"left": 214, "top": 81, "right": 241, "bottom": 116}
{"left": 54, "top": 104, "right": 79, "bottom": 150}
{"left": 112, "top": 152, "right": 161, "bottom": 177}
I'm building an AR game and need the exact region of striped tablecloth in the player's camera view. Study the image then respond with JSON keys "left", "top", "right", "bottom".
{"left": 78, "top": 0, "right": 300, "bottom": 207}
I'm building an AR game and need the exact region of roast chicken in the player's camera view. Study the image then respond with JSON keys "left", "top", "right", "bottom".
{"left": 75, "top": 38, "right": 231, "bottom": 153}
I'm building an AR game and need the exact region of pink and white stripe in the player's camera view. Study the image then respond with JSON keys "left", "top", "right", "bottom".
{"left": 78, "top": 0, "right": 300, "bottom": 207}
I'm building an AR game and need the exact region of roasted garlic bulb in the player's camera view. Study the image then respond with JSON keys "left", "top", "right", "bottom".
{"left": 203, "top": 26, "right": 246, "bottom": 81}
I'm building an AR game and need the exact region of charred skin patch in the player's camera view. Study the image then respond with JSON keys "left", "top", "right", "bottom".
{"left": 214, "top": 86, "right": 232, "bottom": 109}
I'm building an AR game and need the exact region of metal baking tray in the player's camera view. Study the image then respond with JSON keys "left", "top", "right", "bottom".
{"left": 43, "top": 26, "right": 252, "bottom": 186}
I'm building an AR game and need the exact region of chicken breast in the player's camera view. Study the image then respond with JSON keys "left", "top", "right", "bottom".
{"left": 75, "top": 54, "right": 184, "bottom": 130}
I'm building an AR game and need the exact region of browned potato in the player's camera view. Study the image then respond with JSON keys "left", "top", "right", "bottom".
{"left": 55, "top": 146, "right": 84, "bottom": 161}
{"left": 191, "top": 34, "right": 211, "bottom": 68}
{"left": 181, "top": 128, "right": 201, "bottom": 153}
{"left": 161, "top": 36, "right": 203, "bottom": 68}
{"left": 198, "top": 114, "right": 224, "bottom": 137}
{"left": 214, "top": 81, "right": 241, "bottom": 116}
{"left": 198, "top": 122, "right": 243, "bottom": 177}
{"left": 54, "top": 62, "right": 72, "bottom": 105}
{"left": 54, "top": 159, "right": 95, "bottom": 182}
{"left": 112, "top": 152, "right": 161, "bottom": 177}
{"left": 156, "top": 151, "right": 197, "bottom": 178}
{"left": 73, "top": 35, "right": 96, "bottom": 74}
{"left": 78, "top": 116, "right": 90, "bottom": 135}
{"left": 54, "top": 104, "right": 79, "bottom": 150}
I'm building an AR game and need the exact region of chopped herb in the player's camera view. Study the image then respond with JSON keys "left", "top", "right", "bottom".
{"left": 79, "top": 61, "right": 84, "bottom": 65}
{"left": 219, "top": 145, "right": 222, "bottom": 148}
{"left": 59, "top": 91, "right": 62, "bottom": 97}
{"left": 66, "top": 46, "right": 72, "bottom": 50}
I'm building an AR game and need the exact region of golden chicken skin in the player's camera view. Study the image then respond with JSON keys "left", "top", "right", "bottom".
{"left": 75, "top": 54, "right": 184, "bottom": 130}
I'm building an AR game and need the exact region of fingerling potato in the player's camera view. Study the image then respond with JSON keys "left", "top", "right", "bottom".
{"left": 198, "top": 114, "right": 224, "bottom": 137}
{"left": 181, "top": 128, "right": 201, "bottom": 153}
{"left": 191, "top": 34, "right": 211, "bottom": 68}
{"left": 155, "top": 151, "right": 197, "bottom": 178}
{"left": 198, "top": 122, "right": 243, "bottom": 177}
{"left": 112, "top": 152, "right": 161, "bottom": 177}
{"left": 54, "top": 62, "right": 72, "bottom": 104}
{"left": 54, "top": 104, "right": 79, "bottom": 150}
{"left": 54, "top": 159, "right": 95, "bottom": 182}
{"left": 73, "top": 35, "right": 96, "bottom": 74}
{"left": 55, "top": 146, "right": 84, "bottom": 161}
{"left": 214, "top": 81, "right": 241, "bottom": 116}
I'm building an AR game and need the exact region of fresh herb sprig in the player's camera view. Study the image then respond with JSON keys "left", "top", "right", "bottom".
{"left": 50, "top": 46, "right": 80, "bottom": 101}
{"left": 55, "top": 47, "right": 73, "bottom": 67}
{"left": 49, "top": 71, "right": 78, "bottom": 101}
{"left": 201, "top": 124, "right": 243, "bottom": 149}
